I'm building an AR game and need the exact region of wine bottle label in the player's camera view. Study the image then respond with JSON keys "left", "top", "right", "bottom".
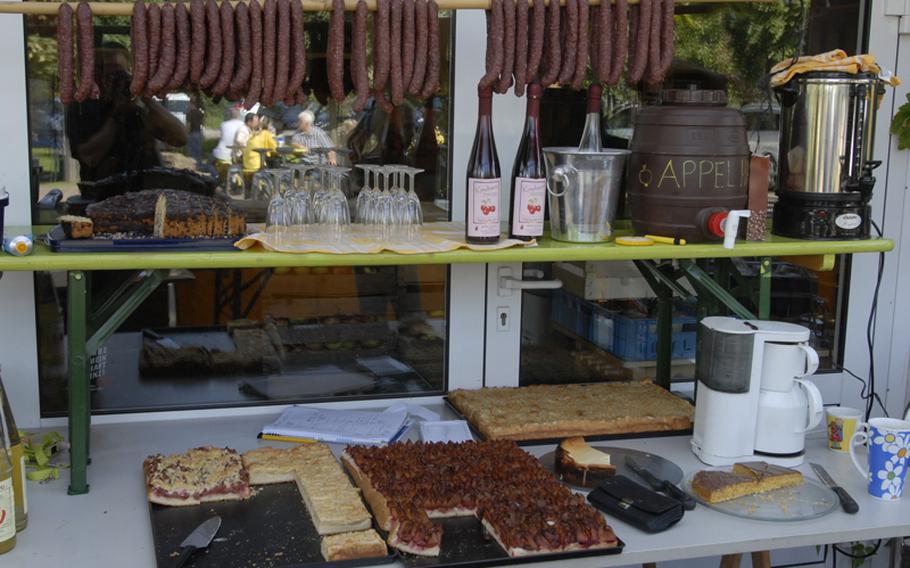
{"left": 467, "top": 178, "right": 501, "bottom": 238}
{"left": 512, "top": 178, "right": 546, "bottom": 237}
{"left": 18, "top": 456, "right": 25, "bottom": 515}
{"left": 0, "top": 477, "right": 14, "bottom": 541}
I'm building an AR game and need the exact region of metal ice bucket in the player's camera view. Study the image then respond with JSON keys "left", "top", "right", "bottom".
{"left": 543, "top": 148, "right": 630, "bottom": 242}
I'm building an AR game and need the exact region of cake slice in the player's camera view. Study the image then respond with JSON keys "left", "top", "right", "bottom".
{"left": 555, "top": 437, "right": 616, "bottom": 487}
{"left": 692, "top": 461, "right": 803, "bottom": 503}
{"left": 320, "top": 530, "right": 388, "bottom": 561}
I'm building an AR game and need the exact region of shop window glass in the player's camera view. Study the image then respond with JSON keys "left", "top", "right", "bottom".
{"left": 524, "top": 1, "right": 862, "bottom": 386}
{"left": 25, "top": 7, "right": 454, "bottom": 415}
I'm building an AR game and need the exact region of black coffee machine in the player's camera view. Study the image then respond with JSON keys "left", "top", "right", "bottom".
{"left": 773, "top": 71, "right": 885, "bottom": 240}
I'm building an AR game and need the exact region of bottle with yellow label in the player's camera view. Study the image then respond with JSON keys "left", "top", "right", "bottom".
{"left": 0, "top": 390, "right": 15, "bottom": 554}
{"left": 0, "top": 377, "right": 24, "bottom": 531}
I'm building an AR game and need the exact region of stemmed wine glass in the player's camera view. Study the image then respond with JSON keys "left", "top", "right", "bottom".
{"left": 354, "top": 165, "right": 378, "bottom": 224}
{"left": 322, "top": 166, "right": 352, "bottom": 242}
{"left": 402, "top": 166, "right": 425, "bottom": 240}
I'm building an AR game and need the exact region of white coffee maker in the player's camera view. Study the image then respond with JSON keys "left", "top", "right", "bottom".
{"left": 691, "top": 317, "right": 824, "bottom": 466}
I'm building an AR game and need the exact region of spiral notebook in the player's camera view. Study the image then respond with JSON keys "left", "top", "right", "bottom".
{"left": 259, "top": 405, "right": 410, "bottom": 445}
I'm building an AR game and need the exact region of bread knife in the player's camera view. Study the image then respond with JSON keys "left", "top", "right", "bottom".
{"left": 625, "top": 456, "right": 696, "bottom": 510}
{"left": 174, "top": 516, "right": 222, "bottom": 568}
{"left": 810, "top": 463, "right": 859, "bottom": 514}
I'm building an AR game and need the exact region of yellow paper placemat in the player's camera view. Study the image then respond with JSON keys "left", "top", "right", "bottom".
{"left": 234, "top": 222, "right": 535, "bottom": 254}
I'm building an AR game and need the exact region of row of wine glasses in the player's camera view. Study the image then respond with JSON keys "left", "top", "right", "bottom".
{"left": 354, "top": 165, "right": 424, "bottom": 241}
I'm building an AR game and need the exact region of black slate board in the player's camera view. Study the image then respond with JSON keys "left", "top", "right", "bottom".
{"left": 399, "top": 517, "right": 623, "bottom": 568}
{"left": 148, "top": 483, "right": 396, "bottom": 568}
{"left": 443, "top": 397, "right": 692, "bottom": 447}
{"left": 46, "top": 225, "right": 241, "bottom": 252}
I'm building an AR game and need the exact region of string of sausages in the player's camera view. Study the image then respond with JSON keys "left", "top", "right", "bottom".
{"left": 57, "top": 0, "right": 444, "bottom": 110}
{"left": 478, "top": 0, "right": 675, "bottom": 95}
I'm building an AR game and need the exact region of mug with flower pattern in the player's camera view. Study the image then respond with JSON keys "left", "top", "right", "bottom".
{"left": 850, "top": 417, "right": 910, "bottom": 500}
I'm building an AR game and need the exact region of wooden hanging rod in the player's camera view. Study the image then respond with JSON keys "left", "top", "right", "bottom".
{"left": 0, "top": 0, "right": 775, "bottom": 16}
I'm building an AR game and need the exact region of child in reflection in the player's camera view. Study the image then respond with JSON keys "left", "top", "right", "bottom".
{"left": 242, "top": 116, "right": 278, "bottom": 171}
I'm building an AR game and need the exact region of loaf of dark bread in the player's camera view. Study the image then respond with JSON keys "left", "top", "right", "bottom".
{"left": 86, "top": 190, "right": 246, "bottom": 238}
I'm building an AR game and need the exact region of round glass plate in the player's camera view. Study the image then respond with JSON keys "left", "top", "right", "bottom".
{"left": 684, "top": 468, "right": 839, "bottom": 521}
{"left": 539, "top": 446, "right": 684, "bottom": 491}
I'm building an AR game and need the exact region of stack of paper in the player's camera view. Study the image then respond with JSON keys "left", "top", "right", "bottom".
{"left": 260, "top": 405, "right": 410, "bottom": 445}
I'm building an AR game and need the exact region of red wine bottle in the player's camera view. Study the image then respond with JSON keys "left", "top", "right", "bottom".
{"left": 509, "top": 83, "right": 546, "bottom": 241}
{"left": 465, "top": 85, "right": 502, "bottom": 244}
{"left": 578, "top": 83, "right": 603, "bottom": 151}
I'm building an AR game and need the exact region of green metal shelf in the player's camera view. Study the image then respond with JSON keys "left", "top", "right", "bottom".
{"left": 0, "top": 226, "right": 893, "bottom": 271}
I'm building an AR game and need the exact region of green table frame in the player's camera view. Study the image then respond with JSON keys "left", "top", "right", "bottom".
{"left": 0, "top": 227, "right": 893, "bottom": 494}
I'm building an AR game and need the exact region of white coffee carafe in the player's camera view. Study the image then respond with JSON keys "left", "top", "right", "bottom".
{"left": 692, "top": 317, "right": 824, "bottom": 466}
{"left": 753, "top": 342, "right": 823, "bottom": 466}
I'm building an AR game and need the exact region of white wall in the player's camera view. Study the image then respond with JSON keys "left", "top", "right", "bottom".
{"left": 0, "top": 7, "right": 41, "bottom": 429}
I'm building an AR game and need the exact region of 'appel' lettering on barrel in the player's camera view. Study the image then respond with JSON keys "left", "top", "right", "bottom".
{"left": 641, "top": 158, "right": 749, "bottom": 191}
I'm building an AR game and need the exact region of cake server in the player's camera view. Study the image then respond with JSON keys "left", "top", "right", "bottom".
{"left": 625, "top": 457, "right": 696, "bottom": 510}
{"left": 175, "top": 516, "right": 222, "bottom": 568}
{"left": 810, "top": 463, "right": 859, "bottom": 514}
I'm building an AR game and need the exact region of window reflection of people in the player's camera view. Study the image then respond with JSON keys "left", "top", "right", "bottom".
{"left": 291, "top": 110, "right": 336, "bottom": 165}
{"left": 233, "top": 112, "right": 259, "bottom": 162}
{"left": 213, "top": 105, "right": 244, "bottom": 179}
{"left": 186, "top": 93, "right": 205, "bottom": 165}
{"left": 242, "top": 117, "right": 278, "bottom": 171}
{"left": 65, "top": 42, "right": 188, "bottom": 183}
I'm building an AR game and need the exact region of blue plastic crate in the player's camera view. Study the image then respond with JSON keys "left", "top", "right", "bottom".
{"left": 611, "top": 313, "right": 697, "bottom": 361}
{"left": 551, "top": 289, "right": 593, "bottom": 340}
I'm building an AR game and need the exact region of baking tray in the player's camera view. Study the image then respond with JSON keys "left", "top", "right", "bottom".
{"left": 45, "top": 225, "right": 241, "bottom": 252}
{"left": 538, "top": 445, "right": 684, "bottom": 490}
{"left": 443, "top": 397, "right": 692, "bottom": 447}
{"left": 397, "top": 516, "right": 624, "bottom": 568}
{"left": 148, "top": 483, "right": 397, "bottom": 568}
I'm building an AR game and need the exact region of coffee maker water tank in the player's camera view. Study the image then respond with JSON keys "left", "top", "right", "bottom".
{"left": 691, "top": 319, "right": 763, "bottom": 465}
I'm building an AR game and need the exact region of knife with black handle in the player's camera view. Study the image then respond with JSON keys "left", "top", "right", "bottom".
{"left": 625, "top": 456, "right": 696, "bottom": 510}
{"left": 810, "top": 463, "right": 859, "bottom": 514}
{"left": 175, "top": 516, "right": 222, "bottom": 568}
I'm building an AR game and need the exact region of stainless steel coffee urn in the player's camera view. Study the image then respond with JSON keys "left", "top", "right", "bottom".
{"left": 773, "top": 72, "right": 885, "bottom": 239}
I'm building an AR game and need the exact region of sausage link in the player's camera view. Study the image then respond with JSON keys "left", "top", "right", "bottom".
{"left": 513, "top": 0, "right": 529, "bottom": 96}
{"left": 74, "top": 2, "right": 97, "bottom": 102}
{"left": 260, "top": 0, "right": 277, "bottom": 104}
{"left": 352, "top": 0, "right": 370, "bottom": 111}
{"left": 495, "top": 0, "right": 516, "bottom": 94}
{"left": 607, "top": 0, "right": 627, "bottom": 85}
{"left": 539, "top": 0, "right": 561, "bottom": 86}
{"left": 596, "top": 0, "right": 612, "bottom": 82}
{"left": 190, "top": 0, "right": 205, "bottom": 86}
{"left": 166, "top": 2, "right": 191, "bottom": 92}
{"left": 199, "top": 0, "right": 222, "bottom": 90}
{"left": 374, "top": 0, "right": 392, "bottom": 111}
{"left": 478, "top": 0, "right": 503, "bottom": 89}
{"left": 329, "top": 0, "right": 345, "bottom": 102}
{"left": 659, "top": 0, "right": 674, "bottom": 76}
{"left": 129, "top": 1, "right": 147, "bottom": 97}
{"left": 229, "top": 2, "right": 252, "bottom": 95}
{"left": 390, "top": 0, "right": 404, "bottom": 105}
{"left": 402, "top": 0, "right": 416, "bottom": 92}
{"left": 626, "top": 0, "right": 650, "bottom": 84}
{"left": 245, "top": 0, "right": 264, "bottom": 109}
{"left": 571, "top": 0, "right": 589, "bottom": 89}
{"left": 408, "top": 0, "right": 428, "bottom": 95}
{"left": 288, "top": 0, "right": 307, "bottom": 95}
{"left": 645, "top": 0, "right": 661, "bottom": 85}
{"left": 146, "top": 3, "right": 161, "bottom": 85}
{"left": 148, "top": 3, "right": 177, "bottom": 96}
{"left": 558, "top": 0, "right": 579, "bottom": 85}
{"left": 211, "top": 1, "right": 234, "bottom": 97}
{"left": 419, "top": 0, "right": 440, "bottom": 99}
{"left": 272, "top": 0, "right": 291, "bottom": 102}
{"left": 526, "top": 0, "right": 545, "bottom": 82}
{"left": 58, "top": 3, "right": 75, "bottom": 105}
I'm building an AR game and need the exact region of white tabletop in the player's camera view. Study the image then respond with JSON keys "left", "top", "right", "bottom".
{"left": 8, "top": 406, "right": 910, "bottom": 568}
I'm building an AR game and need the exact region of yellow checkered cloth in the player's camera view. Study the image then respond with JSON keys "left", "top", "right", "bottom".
{"left": 234, "top": 221, "right": 535, "bottom": 254}
{"left": 770, "top": 50, "right": 900, "bottom": 88}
